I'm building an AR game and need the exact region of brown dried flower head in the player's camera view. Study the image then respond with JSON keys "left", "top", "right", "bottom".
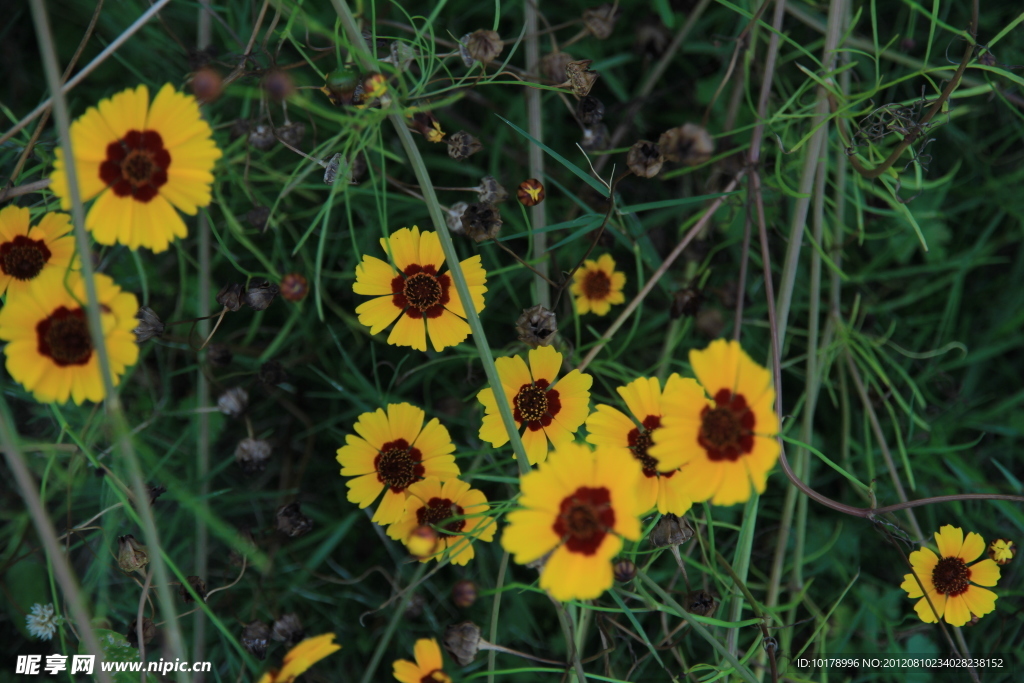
{"left": 277, "top": 122, "right": 305, "bottom": 148}
{"left": 649, "top": 513, "right": 693, "bottom": 548}
{"left": 280, "top": 273, "right": 308, "bottom": 302}
{"left": 461, "top": 203, "right": 502, "bottom": 243}
{"left": 248, "top": 124, "right": 276, "bottom": 151}
{"left": 613, "top": 558, "right": 637, "bottom": 583}
{"left": 191, "top": 66, "right": 223, "bottom": 104}
{"left": 670, "top": 287, "right": 704, "bottom": 319}
{"left": 577, "top": 95, "right": 605, "bottom": 126}
{"left": 126, "top": 617, "right": 156, "bottom": 648}
{"left": 541, "top": 51, "right": 574, "bottom": 83}
{"left": 216, "top": 282, "right": 244, "bottom": 311}
{"left": 242, "top": 621, "right": 271, "bottom": 660}
{"left": 685, "top": 589, "right": 718, "bottom": 618}
{"left": 581, "top": 123, "right": 610, "bottom": 152}
{"left": 659, "top": 123, "right": 715, "bottom": 166}
{"left": 133, "top": 306, "right": 164, "bottom": 343}
{"left": 243, "top": 278, "right": 279, "bottom": 311}
{"left": 117, "top": 535, "right": 149, "bottom": 574}
{"left": 627, "top": 140, "right": 665, "bottom": 178}
{"left": 262, "top": 70, "right": 295, "bottom": 102}
{"left": 443, "top": 621, "right": 482, "bottom": 666}
{"left": 217, "top": 387, "right": 249, "bottom": 418}
{"left": 566, "top": 59, "right": 599, "bottom": 97}
{"left": 476, "top": 176, "right": 509, "bottom": 204}
{"left": 235, "top": 437, "right": 272, "bottom": 475}
{"left": 446, "top": 202, "right": 469, "bottom": 234}
{"left": 452, "top": 580, "right": 478, "bottom": 608}
{"left": 582, "top": 4, "right": 620, "bottom": 40}
{"left": 515, "top": 304, "right": 557, "bottom": 348}
{"left": 460, "top": 30, "right": 504, "bottom": 66}
{"left": 448, "top": 131, "right": 483, "bottom": 161}
{"left": 179, "top": 576, "right": 207, "bottom": 604}
{"left": 271, "top": 613, "right": 305, "bottom": 647}
{"left": 207, "top": 344, "right": 233, "bottom": 367}
{"left": 276, "top": 502, "right": 314, "bottom": 538}
{"left": 517, "top": 179, "right": 546, "bottom": 207}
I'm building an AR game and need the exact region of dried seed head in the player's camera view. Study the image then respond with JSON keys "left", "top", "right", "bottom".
{"left": 446, "top": 202, "right": 469, "bottom": 234}
{"left": 659, "top": 123, "right": 715, "bottom": 166}
{"left": 387, "top": 41, "right": 418, "bottom": 72}
{"left": 670, "top": 287, "right": 704, "bottom": 319}
{"left": 179, "top": 576, "right": 207, "bottom": 604}
{"left": 460, "top": 30, "right": 503, "bottom": 66}
{"left": 515, "top": 305, "right": 557, "bottom": 348}
{"left": 411, "top": 111, "right": 445, "bottom": 142}
{"left": 516, "top": 179, "right": 546, "bottom": 207}
{"left": 566, "top": 59, "right": 599, "bottom": 97}
{"left": 448, "top": 131, "right": 483, "bottom": 161}
{"left": 613, "top": 558, "right": 637, "bottom": 583}
{"left": 247, "top": 205, "right": 270, "bottom": 231}
{"left": 582, "top": 4, "right": 619, "bottom": 40}
{"left": 248, "top": 124, "right": 276, "bottom": 151}
{"left": 277, "top": 122, "right": 306, "bottom": 148}
{"left": 443, "top": 621, "right": 482, "bottom": 666}
{"left": 259, "top": 361, "right": 288, "bottom": 387}
{"left": 476, "top": 176, "right": 508, "bottom": 204}
{"left": 323, "top": 153, "right": 343, "bottom": 185}
{"left": 685, "top": 590, "right": 718, "bottom": 618}
{"left": 242, "top": 621, "right": 271, "bottom": 660}
{"left": 133, "top": 306, "right": 164, "bottom": 343}
{"left": 627, "top": 140, "right": 665, "bottom": 178}
{"left": 218, "top": 387, "right": 249, "bottom": 418}
{"left": 461, "top": 203, "right": 502, "bottom": 243}
{"left": 541, "top": 51, "right": 575, "bottom": 83}
{"left": 262, "top": 70, "right": 295, "bottom": 102}
{"left": 207, "top": 344, "right": 233, "bottom": 367}
{"left": 235, "top": 438, "right": 272, "bottom": 475}
{"left": 576, "top": 96, "right": 605, "bottom": 126}
{"left": 276, "top": 502, "right": 314, "bottom": 538}
{"left": 649, "top": 514, "right": 693, "bottom": 548}
{"left": 407, "top": 525, "right": 439, "bottom": 558}
{"left": 279, "top": 273, "right": 308, "bottom": 302}
{"left": 126, "top": 617, "right": 156, "bottom": 648}
{"left": 243, "top": 278, "right": 279, "bottom": 311}
{"left": 271, "top": 613, "right": 305, "bottom": 647}
{"left": 216, "top": 283, "right": 245, "bottom": 311}
{"left": 117, "top": 535, "right": 149, "bottom": 574}
{"left": 581, "top": 123, "right": 610, "bottom": 152}
{"left": 452, "top": 580, "right": 478, "bottom": 608}
{"left": 321, "top": 69, "right": 359, "bottom": 106}
{"left": 191, "top": 67, "right": 223, "bottom": 104}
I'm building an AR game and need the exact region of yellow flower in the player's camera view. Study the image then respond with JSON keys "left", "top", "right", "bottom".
{"left": 387, "top": 477, "right": 495, "bottom": 565}
{"left": 353, "top": 226, "right": 486, "bottom": 352}
{"left": 50, "top": 84, "right": 221, "bottom": 252}
{"left": 0, "top": 206, "right": 76, "bottom": 298}
{"left": 0, "top": 270, "right": 138, "bottom": 404}
{"left": 257, "top": 633, "right": 341, "bottom": 683}
{"left": 336, "top": 403, "right": 461, "bottom": 526}
{"left": 649, "top": 339, "right": 779, "bottom": 506}
{"left": 901, "top": 525, "right": 1001, "bottom": 627}
{"left": 393, "top": 638, "right": 451, "bottom": 683}
{"left": 570, "top": 253, "right": 625, "bottom": 316}
{"left": 477, "top": 345, "right": 592, "bottom": 465}
{"left": 501, "top": 442, "right": 643, "bottom": 601}
{"left": 586, "top": 375, "right": 697, "bottom": 515}
{"left": 988, "top": 538, "right": 1015, "bottom": 565}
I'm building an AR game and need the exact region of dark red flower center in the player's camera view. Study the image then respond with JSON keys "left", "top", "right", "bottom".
{"left": 582, "top": 269, "right": 611, "bottom": 300}
{"left": 932, "top": 556, "right": 971, "bottom": 596}
{"left": 391, "top": 264, "right": 451, "bottom": 319}
{"left": 420, "top": 671, "right": 451, "bottom": 683}
{"left": 374, "top": 439, "right": 424, "bottom": 492}
{"left": 416, "top": 497, "right": 466, "bottom": 535}
{"left": 36, "top": 306, "right": 92, "bottom": 366}
{"left": 99, "top": 130, "right": 171, "bottom": 202}
{"left": 0, "top": 235, "right": 51, "bottom": 281}
{"left": 628, "top": 415, "right": 662, "bottom": 477}
{"left": 513, "top": 379, "right": 561, "bottom": 431}
{"left": 554, "top": 486, "right": 615, "bottom": 555}
{"left": 698, "top": 389, "right": 756, "bottom": 461}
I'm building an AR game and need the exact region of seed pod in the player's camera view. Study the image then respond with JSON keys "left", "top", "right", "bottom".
{"left": 613, "top": 558, "right": 637, "bottom": 583}
{"left": 516, "top": 179, "right": 546, "bottom": 207}
{"left": 321, "top": 69, "right": 359, "bottom": 107}
{"left": 541, "top": 51, "right": 574, "bottom": 83}
{"left": 243, "top": 278, "right": 279, "bottom": 311}
{"left": 117, "top": 535, "right": 149, "bottom": 574}
{"left": 262, "top": 70, "right": 295, "bottom": 102}
{"left": 411, "top": 111, "right": 445, "bottom": 142}
{"left": 671, "top": 287, "right": 704, "bottom": 319}
{"left": 235, "top": 438, "right": 272, "bottom": 475}
{"left": 247, "top": 205, "right": 270, "bottom": 231}
{"left": 443, "top": 621, "right": 482, "bottom": 666}
{"left": 179, "top": 576, "right": 208, "bottom": 604}
{"left": 133, "top": 307, "right": 165, "bottom": 343}
{"left": 659, "top": 123, "right": 715, "bottom": 166}
{"left": 448, "top": 131, "right": 482, "bottom": 161}
{"left": 259, "top": 361, "right": 288, "bottom": 387}
{"left": 452, "top": 580, "right": 478, "bottom": 609}
{"left": 581, "top": 123, "right": 609, "bottom": 152}
{"left": 459, "top": 30, "right": 503, "bottom": 66}
{"left": 277, "top": 121, "right": 305, "bottom": 148}
{"left": 216, "top": 283, "right": 245, "bottom": 311}
{"left": 515, "top": 305, "right": 557, "bottom": 348}
{"left": 276, "top": 502, "right": 314, "bottom": 538}
{"left": 218, "top": 387, "right": 249, "bottom": 418}
{"left": 566, "top": 60, "right": 599, "bottom": 97}
{"left": 635, "top": 17, "right": 672, "bottom": 59}
{"left": 126, "top": 617, "right": 156, "bottom": 648}
{"left": 476, "top": 176, "right": 508, "bottom": 204}
{"left": 685, "top": 589, "right": 718, "bottom": 618}
{"left": 582, "top": 4, "right": 619, "bottom": 40}
{"left": 248, "top": 124, "right": 276, "bottom": 150}
{"left": 649, "top": 514, "right": 693, "bottom": 548}
{"left": 207, "top": 344, "right": 233, "bottom": 367}
{"left": 242, "top": 621, "right": 271, "bottom": 660}
{"left": 279, "top": 273, "right": 308, "bottom": 302}
{"left": 461, "top": 203, "right": 502, "bottom": 243}
{"left": 576, "top": 96, "right": 605, "bottom": 126}
{"left": 271, "top": 613, "right": 305, "bottom": 647}
{"left": 627, "top": 140, "right": 664, "bottom": 178}
{"left": 446, "top": 202, "right": 469, "bottom": 234}
{"left": 388, "top": 41, "right": 417, "bottom": 72}
{"left": 191, "top": 66, "right": 223, "bottom": 104}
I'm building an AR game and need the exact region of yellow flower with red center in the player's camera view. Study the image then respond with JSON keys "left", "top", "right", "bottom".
{"left": 477, "top": 344, "right": 592, "bottom": 465}
{"left": 900, "top": 525, "right": 1001, "bottom": 627}
{"left": 570, "top": 253, "right": 625, "bottom": 316}
{"left": 0, "top": 206, "right": 76, "bottom": 298}
{"left": 586, "top": 375, "right": 697, "bottom": 515}
{"left": 0, "top": 270, "right": 138, "bottom": 404}
{"left": 649, "top": 339, "right": 779, "bottom": 506}
{"left": 256, "top": 633, "right": 341, "bottom": 683}
{"left": 387, "top": 477, "right": 495, "bottom": 565}
{"left": 393, "top": 638, "right": 451, "bottom": 683}
{"left": 336, "top": 403, "right": 461, "bottom": 526}
{"left": 501, "top": 442, "right": 643, "bottom": 601}
{"left": 50, "top": 84, "right": 221, "bottom": 252}
{"left": 353, "top": 226, "right": 487, "bottom": 352}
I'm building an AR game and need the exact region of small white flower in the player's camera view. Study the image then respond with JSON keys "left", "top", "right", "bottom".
{"left": 25, "top": 603, "right": 62, "bottom": 641}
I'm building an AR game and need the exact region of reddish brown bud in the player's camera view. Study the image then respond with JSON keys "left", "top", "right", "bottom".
{"left": 191, "top": 67, "right": 223, "bottom": 104}
{"left": 516, "top": 179, "right": 546, "bottom": 207}
{"left": 452, "top": 580, "right": 478, "bottom": 608}
{"left": 280, "top": 273, "right": 308, "bottom": 302}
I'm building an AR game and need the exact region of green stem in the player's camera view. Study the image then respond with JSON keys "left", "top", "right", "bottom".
{"left": 487, "top": 552, "right": 510, "bottom": 683}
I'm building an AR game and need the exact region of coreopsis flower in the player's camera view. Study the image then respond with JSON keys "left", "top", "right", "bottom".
{"left": 0, "top": 270, "right": 138, "bottom": 404}
{"left": 256, "top": 633, "right": 341, "bottom": 683}
{"left": 336, "top": 403, "right": 461, "bottom": 525}
{"left": 988, "top": 538, "right": 1015, "bottom": 565}
{"left": 477, "top": 345, "right": 592, "bottom": 465}
{"left": 387, "top": 477, "right": 495, "bottom": 565}
{"left": 25, "top": 603, "right": 62, "bottom": 640}
{"left": 901, "top": 525, "right": 1001, "bottom": 627}
{"left": 0, "top": 206, "right": 75, "bottom": 298}
{"left": 570, "top": 253, "right": 625, "bottom": 316}
{"left": 649, "top": 339, "right": 779, "bottom": 506}
{"left": 50, "top": 84, "right": 221, "bottom": 252}
{"left": 586, "top": 375, "right": 697, "bottom": 515}
{"left": 353, "top": 226, "right": 487, "bottom": 352}
{"left": 393, "top": 638, "right": 450, "bottom": 683}
{"left": 501, "top": 442, "right": 643, "bottom": 601}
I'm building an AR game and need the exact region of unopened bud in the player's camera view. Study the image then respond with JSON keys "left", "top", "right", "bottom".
{"left": 516, "top": 179, "right": 545, "bottom": 207}
{"left": 613, "top": 558, "right": 637, "bottom": 583}
{"left": 452, "top": 580, "right": 478, "bottom": 608}
{"left": 191, "top": 67, "right": 223, "bottom": 104}
{"left": 262, "top": 70, "right": 295, "bottom": 102}
{"left": 280, "top": 273, "right": 308, "bottom": 302}
{"left": 411, "top": 111, "right": 445, "bottom": 142}
{"left": 407, "top": 525, "right": 439, "bottom": 558}
{"left": 988, "top": 538, "right": 1016, "bottom": 565}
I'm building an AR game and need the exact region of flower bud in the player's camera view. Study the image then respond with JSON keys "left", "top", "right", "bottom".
{"left": 242, "top": 620, "right": 271, "bottom": 660}
{"left": 179, "top": 576, "right": 207, "bottom": 604}
{"left": 452, "top": 580, "right": 478, "bottom": 608}
{"left": 126, "top": 617, "right": 156, "bottom": 648}
{"left": 271, "top": 613, "right": 305, "bottom": 647}
{"left": 516, "top": 179, "right": 546, "bottom": 207}
{"left": 659, "top": 123, "right": 714, "bottom": 166}
{"left": 321, "top": 69, "right": 359, "bottom": 106}
{"left": 235, "top": 438, "right": 272, "bottom": 475}
{"left": 443, "top": 621, "right": 482, "bottom": 666}
{"left": 117, "top": 535, "right": 149, "bottom": 574}
{"left": 280, "top": 273, "right": 308, "bottom": 302}
{"left": 613, "top": 558, "right": 637, "bottom": 583}
{"left": 582, "top": 4, "right": 619, "bottom": 40}
{"left": 448, "top": 131, "right": 483, "bottom": 161}
{"left": 217, "top": 387, "right": 249, "bottom": 418}
{"left": 276, "top": 502, "right": 314, "bottom": 538}
{"left": 566, "top": 60, "right": 599, "bottom": 97}
{"left": 576, "top": 96, "right": 605, "bottom": 126}
{"left": 243, "top": 278, "right": 279, "bottom": 311}
{"left": 216, "top": 283, "right": 244, "bottom": 312}
{"left": 515, "top": 305, "right": 557, "bottom": 348}
{"left": 133, "top": 307, "right": 165, "bottom": 343}
{"left": 648, "top": 514, "right": 693, "bottom": 548}
{"left": 191, "top": 67, "right": 223, "bottom": 104}
{"left": 627, "top": 140, "right": 664, "bottom": 178}
{"left": 988, "top": 538, "right": 1016, "bottom": 565}
{"left": 262, "top": 70, "right": 295, "bottom": 102}
{"left": 459, "top": 30, "right": 503, "bottom": 66}
{"left": 461, "top": 203, "right": 502, "bottom": 243}
{"left": 476, "top": 176, "right": 509, "bottom": 204}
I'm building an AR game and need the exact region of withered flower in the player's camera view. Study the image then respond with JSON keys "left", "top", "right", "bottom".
{"left": 460, "top": 203, "right": 502, "bottom": 243}
{"left": 411, "top": 111, "right": 445, "bottom": 142}
{"left": 246, "top": 205, "right": 270, "bottom": 231}
{"left": 191, "top": 66, "right": 223, "bottom": 104}
{"left": 541, "top": 51, "right": 574, "bottom": 83}
{"left": 243, "top": 278, "right": 279, "bottom": 311}
{"left": 516, "top": 179, "right": 546, "bottom": 207}
{"left": 262, "top": 70, "right": 295, "bottom": 102}
{"left": 670, "top": 287, "right": 704, "bottom": 319}
{"left": 235, "top": 438, "right": 272, "bottom": 475}
{"left": 126, "top": 617, "right": 156, "bottom": 648}
{"left": 581, "top": 123, "right": 609, "bottom": 152}
{"left": 443, "top": 621, "right": 482, "bottom": 666}
{"left": 476, "top": 176, "right": 508, "bottom": 204}
{"left": 448, "top": 131, "right": 483, "bottom": 161}
{"left": 259, "top": 360, "right": 288, "bottom": 386}
{"left": 217, "top": 387, "right": 249, "bottom": 418}
{"left": 279, "top": 273, "right": 308, "bottom": 302}
{"left": 566, "top": 59, "right": 599, "bottom": 97}
{"left": 460, "top": 30, "right": 503, "bottom": 66}
{"left": 133, "top": 307, "right": 164, "bottom": 343}
{"left": 117, "top": 535, "right": 149, "bottom": 574}
{"left": 446, "top": 202, "right": 469, "bottom": 234}
{"left": 323, "top": 153, "right": 343, "bottom": 185}
{"left": 216, "top": 283, "right": 244, "bottom": 312}
{"left": 613, "top": 558, "right": 637, "bottom": 583}
{"left": 627, "top": 140, "right": 664, "bottom": 178}
{"left": 685, "top": 589, "right": 718, "bottom": 618}
{"left": 276, "top": 502, "right": 314, "bottom": 538}
{"left": 179, "top": 576, "right": 208, "bottom": 604}
{"left": 207, "top": 344, "right": 233, "bottom": 367}
{"left": 649, "top": 514, "right": 693, "bottom": 548}
{"left": 248, "top": 124, "right": 276, "bottom": 151}
{"left": 577, "top": 96, "right": 605, "bottom": 126}
{"left": 452, "top": 580, "right": 478, "bottom": 608}
{"left": 515, "top": 305, "right": 557, "bottom": 348}
{"left": 242, "top": 621, "right": 271, "bottom": 660}
{"left": 271, "top": 613, "right": 305, "bottom": 647}
{"left": 277, "top": 121, "right": 305, "bottom": 148}
{"left": 582, "top": 4, "right": 619, "bottom": 40}
{"left": 659, "top": 123, "right": 715, "bottom": 166}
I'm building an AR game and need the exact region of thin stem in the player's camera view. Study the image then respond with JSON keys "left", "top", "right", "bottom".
{"left": 487, "top": 551, "right": 510, "bottom": 683}
{"left": 550, "top": 597, "right": 587, "bottom": 682}
{"left": 357, "top": 563, "right": 429, "bottom": 683}
{"left": 524, "top": 0, "right": 550, "bottom": 308}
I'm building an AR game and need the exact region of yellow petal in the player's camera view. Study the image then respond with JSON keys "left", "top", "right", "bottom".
{"left": 935, "top": 525, "right": 964, "bottom": 559}
{"left": 97, "top": 84, "right": 149, "bottom": 137}
{"left": 958, "top": 531, "right": 985, "bottom": 563}
{"left": 346, "top": 473, "right": 382, "bottom": 508}
{"left": 427, "top": 308, "right": 471, "bottom": 352}
{"left": 418, "top": 229, "right": 445, "bottom": 269}
{"left": 385, "top": 227, "right": 420, "bottom": 271}
{"left": 356, "top": 295, "right": 404, "bottom": 335}
{"left": 388, "top": 311, "right": 426, "bottom": 352}
{"left": 372, "top": 488, "right": 408, "bottom": 525}
{"left": 943, "top": 594, "right": 971, "bottom": 627}
{"left": 528, "top": 344, "right": 562, "bottom": 384}
{"left": 960, "top": 585, "right": 998, "bottom": 619}
{"left": 585, "top": 405, "right": 635, "bottom": 449}
{"left": 354, "top": 255, "right": 398, "bottom": 296}
{"left": 968, "top": 558, "right": 1000, "bottom": 587}
{"left": 617, "top": 376, "right": 661, "bottom": 421}
{"left": 386, "top": 403, "right": 425, "bottom": 443}
{"left": 413, "top": 638, "right": 443, "bottom": 672}
{"left": 542, "top": 542, "right": 616, "bottom": 601}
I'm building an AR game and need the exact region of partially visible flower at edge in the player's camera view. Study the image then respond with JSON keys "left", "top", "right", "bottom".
{"left": 0, "top": 206, "right": 76, "bottom": 298}
{"left": 393, "top": 637, "right": 451, "bottom": 683}
{"left": 387, "top": 477, "right": 495, "bottom": 566}
{"left": 25, "top": 603, "right": 62, "bottom": 641}
{"left": 570, "top": 253, "right": 625, "bottom": 316}
{"left": 256, "top": 633, "right": 341, "bottom": 683}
